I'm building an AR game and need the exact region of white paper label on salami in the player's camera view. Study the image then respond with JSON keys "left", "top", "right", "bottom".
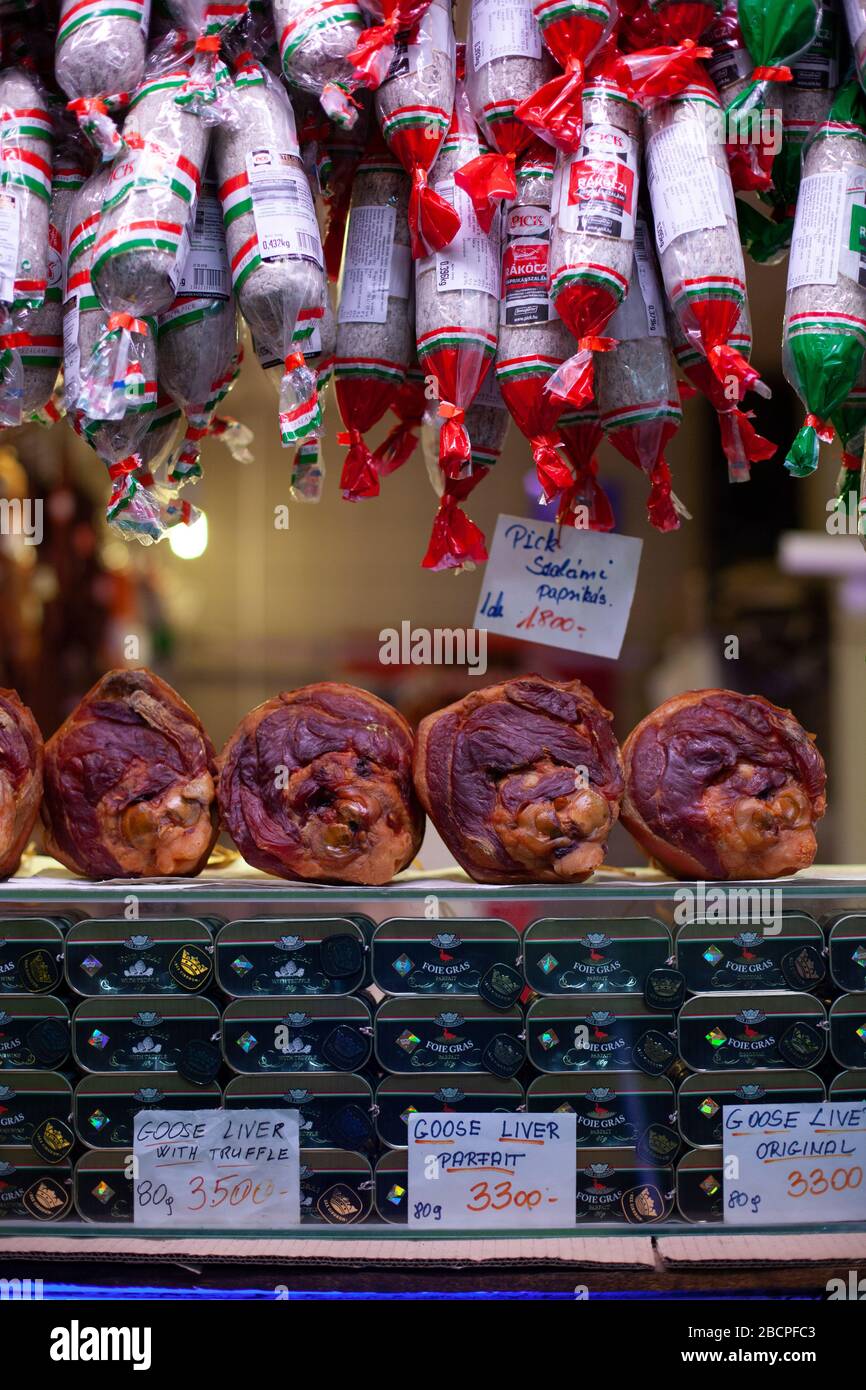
{"left": 647, "top": 117, "right": 727, "bottom": 252}
{"left": 338, "top": 204, "right": 397, "bottom": 324}
{"left": 62, "top": 294, "right": 80, "bottom": 406}
{"left": 705, "top": 44, "right": 752, "bottom": 93}
{"left": 471, "top": 0, "right": 542, "bottom": 66}
{"left": 557, "top": 124, "right": 639, "bottom": 240}
{"left": 177, "top": 193, "right": 230, "bottom": 300}
{"left": 501, "top": 203, "right": 556, "bottom": 325}
{"left": 246, "top": 151, "right": 323, "bottom": 268}
{"left": 607, "top": 218, "right": 665, "bottom": 340}
{"left": 788, "top": 170, "right": 846, "bottom": 288}
{"left": 0, "top": 190, "right": 20, "bottom": 302}
{"left": 433, "top": 176, "right": 500, "bottom": 295}
{"left": 839, "top": 168, "right": 866, "bottom": 286}
{"left": 844, "top": 0, "right": 866, "bottom": 45}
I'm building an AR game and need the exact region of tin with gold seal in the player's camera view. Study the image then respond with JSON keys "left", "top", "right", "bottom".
{"left": 526, "top": 1072, "right": 677, "bottom": 1161}
{"left": 371, "top": 918, "right": 520, "bottom": 997}
{"left": 829, "top": 994, "right": 866, "bottom": 1069}
{"left": 72, "top": 996, "right": 220, "bottom": 1074}
{"left": 676, "top": 916, "right": 825, "bottom": 994}
{"left": 827, "top": 915, "right": 866, "bottom": 992}
{"left": 0, "top": 1144, "right": 72, "bottom": 1221}
{"left": 299, "top": 1148, "right": 372, "bottom": 1223}
{"left": 0, "top": 920, "right": 63, "bottom": 994}
{"left": 374, "top": 997, "right": 524, "bottom": 1076}
{"left": 526, "top": 996, "right": 677, "bottom": 1074}
{"left": 678, "top": 992, "right": 827, "bottom": 1071}
{"left": 74, "top": 1073, "right": 222, "bottom": 1148}
{"left": 216, "top": 918, "right": 366, "bottom": 997}
{"left": 375, "top": 1074, "right": 524, "bottom": 1148}
{"left": 676, "top": 1147, "right": 724, "bottom": 1223}
{"left": 222, "top": 995, "right": 372, "bottom": 1074}
{"left": 524, "top": 918, "right": 671, "bottom": 996}
{"left": 65, "top": 919, "right": 214, "bottom": 996}
{"left": 225, "top": 1073, "right": 375, "bottom": 1151}
{"left": 0, "top": 1071, "right": 73, "bottom": 1150}
{"left": 574, "top": 1146, "right": 674, "bottom": 1224}
{"left": 74, "top": 1150, "right": 134, "bottom": 1223}
{"left": 678, "top": 1069, "right": 825, "bottom": 1148}
{"left": 0, "top": 995, "right": 70, "bottom": 1070}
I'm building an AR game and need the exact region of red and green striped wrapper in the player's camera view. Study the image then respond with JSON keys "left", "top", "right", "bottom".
{"left": 549, "top": 259, "right": 629, "bottom": 342}
{"left": 557, "top": 402, "right": 614, "bottom": 530}
{"left": 599, "top": 391, "right": 683, "bottom": 531}
{"left": 57, "top": 0, "right": 148, "bottom": 50}
{"left": 335, "top": 355, "right": 408, "bottom": 499}
{"left": 673, "top": 323, "right": 775, "bottom": 480}
{"left": 785, "top": 312, "right": 866, "bottom": 476}
{"left": 495, "top": 352, "right": 573, "bottom": 500}
{"left": 416, "top": 324, "right": 498, "bottom": 474}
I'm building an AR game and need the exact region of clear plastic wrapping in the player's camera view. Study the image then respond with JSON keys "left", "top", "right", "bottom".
{"left": 374, "top": 0, "right": 458, "bottom": 257}
{"left": 20, "top": 146, "right": 85, "bottom": 417}
{"left": 783, "top": 81, "right": 866, "bottom": 475}
{"left": 845, "top": 0, "right": 866, "bottom": 93}
{"left": 55, "top": 0, "right": 149, "bottom": 158}
{"left": 215, "top": 56, "right": 325, "bottom": 445}
{"left": 275, "top": 0, "right": 365, "bottom": 125}
{"left": 594, "top": 216, "right": 685, "bottom": 531}
{"left": 517, "top": 0, "right": 614, "bottom": 151}
{"left": 335, "top": 144, "right": 412, "bottom": 499}
{"left": 495, "top": 143, "right": 576, "bottom": 503}
{"left": 414, "top": 56, "right": 501, "bottom": 568}
{"left": 0, "top": 68, "right": 54, "bottom": 427}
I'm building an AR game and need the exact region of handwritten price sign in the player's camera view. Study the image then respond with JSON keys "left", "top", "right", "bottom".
{"left": 474, "top": 514, "right": 642, "bottom": 660}
{"left": 407, "top": 1112, "right": 576, "bottom": 1230}
{"left": 723, "top": 1100, "right": 866, "bottom": 1226}
{"left": 133, "top": 1108, "right": 300, "bottom": 1229}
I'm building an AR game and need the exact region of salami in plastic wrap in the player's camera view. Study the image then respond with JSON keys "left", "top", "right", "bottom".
{"left": 314, "top": 99, "right": 369, "bottom": 278}
{"left": 20, "top": 144, "right": 85, "bottom": 417}
{"left": 515, "top": 0, "right": 613, "bottom": 150}
{"left": 415, "top": 59, "right": 501, "bottom": 566}
{"left": 545, "top": 58, "right": 641, "bottom": 408}
{"left": 495, "top": 144, "right": 575, "bottom": 503}
{"left": 159, "top": 0, "right": 250, "bottom": 119}
{"left": 704, "top": 1, "right": 774, "bottom": 191}
{"left": 669, "top": 299, "right": 775, "bottom": 480}
{"left": 216, "top": 55, "right": 325, "bottom": 446}
{"left": 373, "top": 358, "right": 427, "bottom": 471}
{"left": 0, "top": 689, "right": 43, "bottom": 881}
{"left": 375, "top": 0, "right": 459, "bottom": 257}
{"left": 84, "top": 53, "right": 211, "bottom": 423}
{"left": 41, "top": 668, "right": 219, "bottom": 880}
{"left": 595, "top": 214, "right": 685, "bottom": 530}
{"left": 621, "top": 689, "right": 827, "bottom": 879}
{"left": 726, "top": 0, "right": 820, "bottom": 128}
{"left": 258, "top": 291, "right": 337, "bottom": 500}
{"left": 350, "top": 0, "right": 435, "bottom": 89}
{"left": 422, "top": 372, "right": 510, "bottom": 569}
{"left": 157, "top": 180, "right": 239, "bottom": 487}
{"left": 457, "top": 0, "right": 554, "bottom": 226}
{"left": 557, "top": 402, "right": 616, "bottom": 528}
{"left": 0, "top": 68, "right": 54, "bottom": 426}
{"left": 645, "top": 73, "right": 768, "bottom": 402}
{"left": 335, "top": 140, "right": 412, "bottom": 499}
{"left": 275, "top": 0, "right": 365, "bottom": 125}
{"left": 55, "top": 0, "right": 149, "bottom": 158}
{"left": 217, "top": 682, "right": 424, "bottom": 885}
{"left": 783, "top": 81, "right": 866, "bottom": 475}
{"left": 413, "top": 676, "right": 624, "bottom": 883}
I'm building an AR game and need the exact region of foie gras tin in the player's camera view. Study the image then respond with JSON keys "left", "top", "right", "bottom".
{"left": 829, "top": 1069, "right": 866, "bottom": 1102}
{"left": 224, "top": 1073, "right": 374, "bottom": 1151}
{"left": 74, "top": 1150, "right": 133, "bottom": 1222}
{"left": 216, "top": 918, "right": 366, "bottom": 996}
{"left": 676, "top": 1147, "right": 723, "bottom": 1223}
{"left": 526, "top": 1072, "right": 677, "bottom": 1161}
{"left": 523, "top": 918, "right": 670, "bottom": 995}
{"left": 0, "top": 1145, "right": 72, "bottom": 1221}
{"left": 677, "top": 1069, "right": 824, "bottom": 1148}
{"left": 299, "top": 1149, "right": 372, "bottom": 1223}
{"left": 0, "top": 996, "right": 70, "bottom": 1070}
{"left": 222, "top": 996, "right": 372, "bottom": 1074}
{"left": 676, "top": 916, "right": 825, "bottom": 994}
{"left": 678, "top": 992, "right": 827, "bottom": 1071}
{"left": 374, "top": 1074, "right": 524, "bottom": 1148}
{"left": 526, "top": 996, "right": 676, "bottom": 1073}
{"left": 829, "top": 994, "right": 866, "bottom": 1069}
{"left": 74, "top": 1073, "right": 222, "bottom": 1148}
{"left": 72, "top": 996, "right": 220, "bottom": 1073}
{"left": 827, "top": 916, "right": 866, "bottom": 992}
{"left": 65, "top": 919, "right": 213, "bottom": 995}
{"left": 0, "top": 1072, "right": 73, "bottom": 1152}
{"left": 0, "top": 920, "right": 63, "bottom": 994}
{"left": 371, "top": 918, "right": 520, "bottom": 995}
{"left": 374, "top": 997, "right": 524, "bottom": 1075}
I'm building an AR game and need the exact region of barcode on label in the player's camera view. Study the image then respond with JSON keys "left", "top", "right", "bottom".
{"left": 193, "top": 265, "right": 228, "bottom": 292}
